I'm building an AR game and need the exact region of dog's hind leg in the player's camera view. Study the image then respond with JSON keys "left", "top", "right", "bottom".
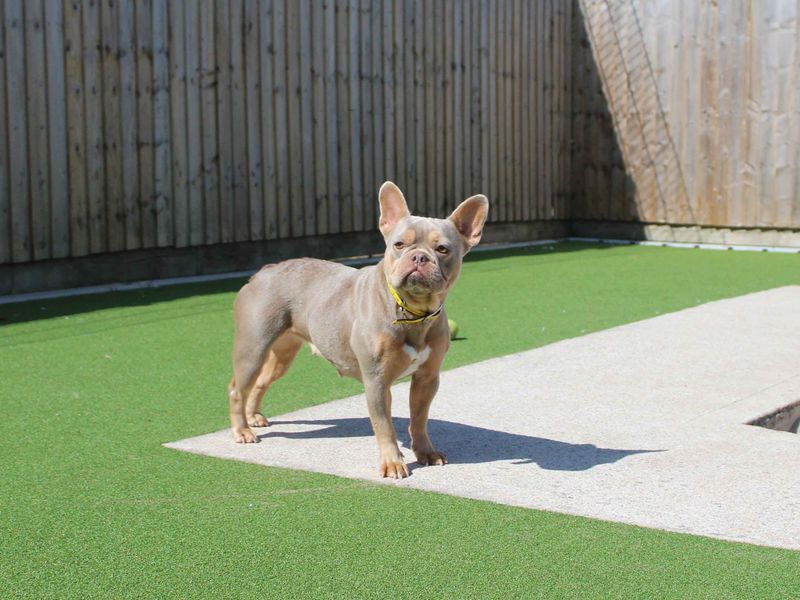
{"left": 244, "top": 332, "right": 303, "bottom": 428}
{"left": 229, "top": 293, "right": 291, "bottom": 443}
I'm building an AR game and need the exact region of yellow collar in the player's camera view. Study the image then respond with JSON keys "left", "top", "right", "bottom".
{"left": 387, "top": 281, "right": 443, "bottom": 325}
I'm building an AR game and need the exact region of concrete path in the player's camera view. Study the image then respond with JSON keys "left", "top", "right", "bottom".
{"left": 166, "top": 286, "right": 800, "bottom": 550}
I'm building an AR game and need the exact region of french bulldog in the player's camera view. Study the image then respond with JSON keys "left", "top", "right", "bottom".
{"left": 228, "top": 181, "right": 489, "bottom": 478}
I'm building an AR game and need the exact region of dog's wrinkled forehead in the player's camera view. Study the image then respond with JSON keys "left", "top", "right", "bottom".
{"left": 389, "top": 215, "right": 460, "bottom": 249}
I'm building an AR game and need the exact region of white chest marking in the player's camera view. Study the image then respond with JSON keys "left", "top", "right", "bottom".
{"left": 399, "top": 344, "right": 431, "bottom": 378}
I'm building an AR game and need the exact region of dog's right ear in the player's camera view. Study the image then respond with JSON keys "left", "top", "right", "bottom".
{"left": 378, "top": 181, "right": 410, "bottom": 238}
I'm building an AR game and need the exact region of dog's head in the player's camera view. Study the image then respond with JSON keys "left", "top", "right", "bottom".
{"left": 378, "top": 181, "right": 489, "bottom": 306}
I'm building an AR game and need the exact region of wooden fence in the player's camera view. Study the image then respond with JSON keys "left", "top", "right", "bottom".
{"left": 574, "top": 0, "right": 800, "bottom": 229}
{"left": 0, "top": 0, "right": 573, "bottom": 265}
{"left": 2, "top": 0, "right": 800, "bottom": 277}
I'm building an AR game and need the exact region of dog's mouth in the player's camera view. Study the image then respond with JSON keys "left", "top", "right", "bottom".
{"left": 396, "top": 264, "right": 444, "bottom": 293}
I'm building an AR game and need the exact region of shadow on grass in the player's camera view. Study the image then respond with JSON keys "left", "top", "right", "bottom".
{"left": 464, "top": 240, "right": 622, "bottom": 263}
{"left": 0, "top": 277, "right": 247, "bottom": 327}
{"left": 267, "top": 417, "right": 662, "bottom": 472}
{"left": 0, "top": 242, "right": 618, "bottom": 327}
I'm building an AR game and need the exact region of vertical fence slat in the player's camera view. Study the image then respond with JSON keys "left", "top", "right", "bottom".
{"left": 229, "top": 0, "right": 249, "bottom": 242}
{"left": 461, "top": 0, "right": 471, "bottom": 206}
{"left": 168, "top": 0, "right": 189, "bottom": 247}
{"left": 563, "top": 0, "right": 573, "bottom": 221}
{"left": 215, "top": 0, "right": 234, "bottom": 243}
{"left": 183, "top": 0, "right": 203, "bottom": 246}
{"left": 83, "top": 0, "right": 106, "bottom": 254}
{"left": 273, "top": 0, "right": 290, "bottom": 237}
{"left": 495, "top": 0, "right": 506, "bottom": 221}
{"left": 563, "top": 0, "right": 572, "bottom": 219}
{"left": 45, "top": 0, "right": 68, "bottom": 258}
{"left": 479, "top": 0, "right": 489, "bottom": 202}
{"left": 443, "top": 0, "right": 454, "bottom": 213}
{"left": 401, "top": 0, "right": 414, "bottom": 213}
{"left": 570, "top": 0, "right": 583, "bottom": 220}
{"left": 285, "top": 0, "right": 302, "bottom": 236}
{"left": 152, "top": 0, "right": 171, "bottom": 247}
{"left": 412, "top": 0, "right": 425, "bottom": 214}
{"left": 521, "top": 0, "right": 532, "bottom": 221}
{"left": 555, "top": 0, "right": 564, "bottom": 220}
{"left": 360, "top": 0, "right": 375, "bottom": 226}
{"left": 5, "top": 0, "right": 30, "bottom": 261}
{"left": 0, "top": 0, "right": 8, "bottom": 264}
{"left": 370, "top": 0, "right": 383, "bottom": 205}
{"left": 298, "top": 0, "right": 315, "bottom": 236}
{"left": 544, "top": 0, "right": 554, "bottom": 219}
{"left": 259, "top": 0, "right": 277, "bottom": 239}
{"left": 433, "top": 0, "right": 445, "bottom": 215}
{"left": 542, "top": 0, "right": 551, "bottom": 220}
{"left": 423, "top": 0, "right": 435, "bottom": 215}
{"left": 508, "top": 0, "right": 516, "bottom": 219}
{"left": 243, "top": 0, "right": 262, "bottom": 241}
{"left": 381, "top": 0, "right": 394, "bottom": 181}
{"left": 608, "top": 7, "right": 627, "bottom": 225}
{"left": 756, "top": 1, "right": 776, "bottom": 227}
{"left": 310, "top": 0, "right": 327, "bottom": 236}
{"left": 487, "top": 0, "right": 497, "bottom": 220}
{"left": 72, "top": 6, "right": 92, "bottom": 252}
{"left": 495, "top": 2, "right": 509, "bottom": 221}
{"left": 135, "top": 0, "right": 155, "bottom": 248}
{"left": 336, "top": 0, "right": 352, "bottom": 230}
{"left": 725, "top": 1, "right": 746, "bottom": 227}
{"left": 391, "top": 0, "right": 403, "bottom": 193}
{"left": 199, "top": 0, "right": 219, "bottom": 243}
{"left": 470, "top": 0, "right": 481, "bottom": 200}
{"left": 349, "top": 0, "right": 362, "bottom": 230}
{"left": 715, "top": 0, "right": 735, "bottom": 227}
{"left": 323, "top": 0, "right": 340, "bottom": 233}
{"left": 535, "top": 0, "right": 544, "bottom": 220}
{"left": 26, "top": 0, "right": 51, "bottom": 260}
{"left": 452, "top": 0, "right": 463, "bottom": 208}
{"left": 792, "top": 0, "right": 800, "bottom": 228}
{"left": 117, "top": 0, "right": 139, "bottom": 249}
{"left": 100, "top": 0, "right": 124, "bottom": 252}
{"left": 512, "top": 0, "right": 522, "bottom": 220}
{"left": 741, "top": 1, "right": 759, "bottom": 226}
{"left": 561, "top": 0, "right": 570, "bottom": 220}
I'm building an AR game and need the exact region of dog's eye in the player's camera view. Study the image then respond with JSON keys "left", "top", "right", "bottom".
{"left": 435, "top": 245, "right": 449, "bottom": 254}
{"left": 394, "top": 241, "right": 404, "bottom": 250}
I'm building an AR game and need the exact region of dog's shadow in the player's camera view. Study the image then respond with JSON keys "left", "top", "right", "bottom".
{"left": 265, "top": 417, "right": 662, "bottom": 471}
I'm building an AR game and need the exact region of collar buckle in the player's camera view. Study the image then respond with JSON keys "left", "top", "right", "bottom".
{"left": 387, "top": 282, "right": 443, "bottom": 325}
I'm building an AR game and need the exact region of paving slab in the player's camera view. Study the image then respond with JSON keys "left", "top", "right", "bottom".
{"left": 166, "top": 286, "right": 800, "bottom": 550}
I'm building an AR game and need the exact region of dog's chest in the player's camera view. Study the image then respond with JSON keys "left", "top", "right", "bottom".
{"left": 399, "top": 344, "right": 431, "bottom": 378}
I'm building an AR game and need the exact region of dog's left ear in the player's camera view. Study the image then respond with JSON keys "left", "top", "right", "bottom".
{"left": 378, "top": 181, "right": 411, "bottom": 238}
{"left": 448, "top": 195, "right": 489, "bottom": 251}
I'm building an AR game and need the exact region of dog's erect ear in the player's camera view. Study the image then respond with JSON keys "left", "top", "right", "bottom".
{"left": 378, "top": 181, "right": 410, "bottom": 238}
{"left": 448, "top": 194, "right": 489, "bottom": 251}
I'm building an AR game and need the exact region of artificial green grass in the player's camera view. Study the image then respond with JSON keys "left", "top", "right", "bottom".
{"left": 1, "top": 242, "right": 798, "bottom": 599}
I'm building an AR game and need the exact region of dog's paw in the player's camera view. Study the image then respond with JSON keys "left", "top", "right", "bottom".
{"left": 247, "top": 413, "right": 269, "bottom": 427}
{"left": 233, "top": 427, "right": 260, "bottom": 444}
{"left": 414, "top": 449, "right": 448, "bottom": 466}
{"left": 379, "top": 456, "right": 410, "bottom": 479}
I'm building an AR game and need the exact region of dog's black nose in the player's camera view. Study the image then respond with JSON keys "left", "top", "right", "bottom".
{"left": 411, "top": 252, "right": 429, "bottom": 265}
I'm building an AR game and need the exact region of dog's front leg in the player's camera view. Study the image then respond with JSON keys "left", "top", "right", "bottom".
{"left": 364, "top": 378, "right": 409, "bottom": 479}
{"left": 409, "top": 371, "right": 448, "bottom": 466}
